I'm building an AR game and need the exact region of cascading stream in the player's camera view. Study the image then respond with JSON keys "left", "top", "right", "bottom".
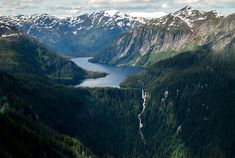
{"left": 138, "top": 89, "right": 147, "bottom": 144}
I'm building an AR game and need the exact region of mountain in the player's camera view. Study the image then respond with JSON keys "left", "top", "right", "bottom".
{"left": 0, "top": 69, "right": 144, "bottom": 158}
{"left": 0, "top": 10, "right": 147, "bottom": 56}
{"left": 0, "top": 71, "right": 99, "bottom": 158}
{"left": 120, "top": 42, "right": 235, "bottom": 157}
{"left": 0, "top": 23, "right": 105, "bottom": 84}
{"left": 1, "top": 42, "right": 235, "bottom": 158}
{"left": 1, "top": 6, "right": 235, "bottom": 158}
{"left": 91, "top": 6, "right": 235, "bottom": 66}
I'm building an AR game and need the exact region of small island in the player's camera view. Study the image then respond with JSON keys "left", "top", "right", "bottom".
{"left": 85, "top": 70, "right": 108, "bottom": 79}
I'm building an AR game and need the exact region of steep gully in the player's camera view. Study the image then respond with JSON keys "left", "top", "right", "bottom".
{"left": 138, "top": 90, "right": 147, "bottom": 144}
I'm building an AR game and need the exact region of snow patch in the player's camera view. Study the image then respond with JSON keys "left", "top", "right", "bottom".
{"left": 196, "top": 17, "right": 207, "bottom": 20}
{"left": 212, "top": 10, "right": 223, "bottom": 18}
{"left": 1, "top": 33, "right": 18, "bottom": 38}
{"left": 27, "top": 26, "right": 33, "bottom": 34}
{"left": 104, "top": 10, "right": 119, "bottom": 17}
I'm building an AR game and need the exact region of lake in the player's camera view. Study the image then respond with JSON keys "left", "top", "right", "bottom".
{"left": 72, "top": 57, "right": 143, "bottom": 88}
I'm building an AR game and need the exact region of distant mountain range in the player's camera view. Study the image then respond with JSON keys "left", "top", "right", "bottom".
{"left": 1, "top": 6, "right": 233, "bottom": 68}
{"left": 0, "top": 22, "right": 105, "bottom": 84}
{"left": 0, "top": 6, "right": 235, "bottom": 158}
{"left": 0, "top": 10, "right": 148, "bottom": 56}
{"left": 91, "top": 6, "right": 235, "bottom": 66}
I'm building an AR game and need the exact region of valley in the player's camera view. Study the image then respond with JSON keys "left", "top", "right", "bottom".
{"left": 72, "top": 57, "right": 143, "bottom": 87}
{"left": 0, "top": 4, "right": 234, "bottom": 158}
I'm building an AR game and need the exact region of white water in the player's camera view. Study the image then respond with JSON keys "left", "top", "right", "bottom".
{"left": 138, "top": 89, "right": 147, "bottom": 144}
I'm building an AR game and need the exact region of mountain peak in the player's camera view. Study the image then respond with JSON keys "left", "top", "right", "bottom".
{"left": 104, "top": 10, "right": 120, "bottom": 17}
{"left": 40, "top": 13, "right": 50, "bottom": 16}
{"left": 182, "top": 5, "right": 194, "bottom": 11}
{"left": 169, "top": 6, "right": 202, "bottom": 28}
{"left": 211, "top": 10, "right": 223, "bottom": 18}
{"left": 176, "top": 5, "right": 197, "bottom": 16}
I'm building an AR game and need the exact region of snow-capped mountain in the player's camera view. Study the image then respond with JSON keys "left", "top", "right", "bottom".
{"left": 0, "top": 10, "right": 148, "bottom": 56}
{"left": 91, "top": 6, "right": 235, "bottom": 66}
{"left": 0, "top": 21, "right": 19, "bottom": 37}
{"left": 66, "top": 10, "right": 147, "bottom": 29}
{"left": 148, "top": 6, "right": 223, "bottom": 29}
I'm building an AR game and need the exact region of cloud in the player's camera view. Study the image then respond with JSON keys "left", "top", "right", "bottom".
{"left": 172, "top": 0, "right": 235, "bottom": 9}
{"left": 129, "top": 11, "right": 167, "bottom": 18}
{"left": 48, "top": 3, "right": 81, "bottom": 18}
{"left": 1, "top": 0, "right": 44, "bottom": 9}
{"left": 2, "top": 0, "right": 43, "bottom": 5}
{"left": 207, "top": 0, "right": 235, "bottom": 3}
{"left": 174, "top": 0, "right": 235, "bottom": 5}
{"left": 50, "top": 4, "right": 80, "bottom": 11}
{"left": 174, "top": 0, "right": 200, "bottom": 4}
{"left": 0, "top": 0, "right": 234, "bottom": 17}
{"left": 88, "top": 0, "right": 153, "bottom": 4}
{"left": 161, "top": 3, "right": 170, "bottom": 8}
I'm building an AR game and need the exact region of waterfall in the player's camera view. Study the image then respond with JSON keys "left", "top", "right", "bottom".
{"left": 138, "top": 89, "right": 147, "bottom": 144}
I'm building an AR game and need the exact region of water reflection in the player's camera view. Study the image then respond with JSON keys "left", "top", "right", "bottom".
{"left": 72, "top": 57, "right": 143, "bottom": 87}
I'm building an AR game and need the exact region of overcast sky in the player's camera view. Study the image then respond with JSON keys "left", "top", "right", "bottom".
{"left": 0, "top": 0, "right": 234, "bottom": 18}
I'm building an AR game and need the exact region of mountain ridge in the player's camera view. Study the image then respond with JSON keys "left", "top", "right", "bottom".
{"left": 90, "top": 6, "right": 234, "bottom": 67}
{"left": 0, "top": 23, "right": 106, "bottom": 84}
{"left": 0, "top": 10, "right": 150, "bottom": 56}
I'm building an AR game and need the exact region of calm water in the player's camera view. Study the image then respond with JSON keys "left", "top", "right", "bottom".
{"left": 72, "top": 57, "right": 143, "bottom": 88}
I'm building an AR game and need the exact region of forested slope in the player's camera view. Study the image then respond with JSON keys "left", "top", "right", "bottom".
{"left": 121, "top": 44, "right": 235, "bottom": 157}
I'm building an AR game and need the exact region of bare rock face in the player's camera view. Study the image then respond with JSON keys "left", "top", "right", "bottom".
{"left": 92, "top": 6, "right": 235, "bottom": 67}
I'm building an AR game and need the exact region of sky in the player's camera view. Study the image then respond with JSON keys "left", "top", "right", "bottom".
{"left": 0, "top": 0, "right": 234, "bottom": 18}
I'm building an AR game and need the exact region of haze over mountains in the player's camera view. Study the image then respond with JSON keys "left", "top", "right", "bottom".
{"left": 1, "top": 6, "right": 234, "bottom": 68}
{"left": 0, "top": 10, "right": 148, "bottom": 56}
{"left": 0, "top": 5, "right": 235, "bottom": 158}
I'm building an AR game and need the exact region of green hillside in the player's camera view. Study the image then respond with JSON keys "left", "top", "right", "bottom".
{"left": 0, "top": 16, "right": 235, "bottom": 158}
{"left": 0, "top": 70, "right": 146, "bottom": 157}
{"left": 1, "top": 43, "right": 235, "bottom": 158}
{"left": 121, "top": 44, "right": 235, "bottom": 157}
{"left": 0, "top": 32, "right": 106, "bottom": 84}
{"left": 0, "top": 71, "right": 97, "bottom": 158}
